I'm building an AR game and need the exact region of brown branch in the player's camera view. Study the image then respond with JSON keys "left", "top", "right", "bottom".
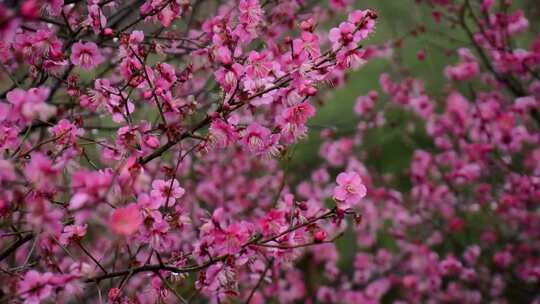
{"left": 459, "top": 0, "right": 540, "bottom": 127}
{"left": 84, "top": 257, "right": 225, "bottom": 283}
{"left": 245, "top": 258, "right": 274, "bottom": 304}
{"left": 138, "top": 78, "right": 292, "bottom": 165}
{"left": 253, "top": 232, "right": 344, "bottom": 250}
{"left": 156, "top": 271, "right": 188, "bottom": 304}
{"left": 77, "top": 242, "right": 108, "bottom": 274}
{"left": 85, "top": 209, "right": 337, "bottom": 283}
{"left": 129, "top": 46, "right": 168, "bottom": 128}
{"left": 257, "top": 209, "right": 335, "bottom": 244}
{"left": 0, "top": 234, "right": 34, "bottom": 262}
{"left": 459, "top": 0, "right": 525, "bottom": 97}
{"left": 15, "top": 131, "right": 68, "bottom": 159}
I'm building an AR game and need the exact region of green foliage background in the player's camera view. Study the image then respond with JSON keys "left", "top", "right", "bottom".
{"left": 287, "top": 0, "right": 540, "bottom": 282}
{"left": 292, "top": 1, "right": 446, "bottom": 176}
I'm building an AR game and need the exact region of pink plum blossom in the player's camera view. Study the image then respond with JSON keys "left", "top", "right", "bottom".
{"left": 109, "top": 204, "right": 143, "bottom": 236}
{"left": 333, "top": 172, "right": 367, "bottom": 209}
{"left": 70, "top": 41, "right": 103, "bottom": 70}
{"left": 18, "top": 271, "right": 54, "bottom": 304}
{"left": 150, "top": 179, "right": 185, "bottom": 206}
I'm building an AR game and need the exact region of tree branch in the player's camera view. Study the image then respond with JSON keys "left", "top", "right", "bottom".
{"left": 0, "top": 234, "right": 34, "bottom": 262}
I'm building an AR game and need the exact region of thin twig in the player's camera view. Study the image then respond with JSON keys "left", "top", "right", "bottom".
{"left": 245, "top": 258, "right": 274, "bottom": 304}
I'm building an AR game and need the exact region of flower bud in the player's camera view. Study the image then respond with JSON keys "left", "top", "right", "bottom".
{"left": 314, "top": 230, "right": 327, "bottom": 243}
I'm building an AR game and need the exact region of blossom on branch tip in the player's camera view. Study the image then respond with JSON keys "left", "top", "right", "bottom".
{"left": 333, "top": 172, "right": 367, "bottom": 209}
{"left": 70, "top": 41, "right": 103, "bottom": 70}
{"left": 241, "top": 122, "right": 281, "bottom": 157}
{"left": 150, "top": 179, "right": 186, "bottom": 206}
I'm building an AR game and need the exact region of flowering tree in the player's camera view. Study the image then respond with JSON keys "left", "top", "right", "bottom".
{"left": 0, "top": 0, "right": 539, "bottom": 303}
{"left": 0, "top": 0, "right": 377, "bottom": 302}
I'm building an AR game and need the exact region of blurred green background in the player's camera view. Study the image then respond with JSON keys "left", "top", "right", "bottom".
{"left": 291, "top": 0, "right": 540, "bottom": 179}
{"left": 291, "top": 0, "right": 450, "bottom": 181}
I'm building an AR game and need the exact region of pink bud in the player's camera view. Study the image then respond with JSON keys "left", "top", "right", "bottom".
{"left": 103, "top": 28, "right": 114, "bottom": 36}
{"left": 304, "top": 86, "right": 317, "bottom": 96}
{"left": 417, "top": 50, "right": 426, "bottom": 61}
{"left": 143, "top": 91, "right": 153, "bottom": 99}
{"left": 432, "top": 11, "right": 442, "bottom": 23}
{"left": 108, "top": 288, "right": 121, "bottom": 301}
{"left": 21, "top": 0, "right": 40, "bottom": 19}
{"left": 448, "top": 217, "right": 465, "bottom": 232}
{"left": 217, "top": 46, "right": 232, "bottom": 65}
{"left": 144, "top": 135, "right": 160, "bottom": 148}
{"left": 300, "top": 18, "right": 315, "bottom": 32}
{"left": 314, "top": 230, "right": 327, "bottom": 243}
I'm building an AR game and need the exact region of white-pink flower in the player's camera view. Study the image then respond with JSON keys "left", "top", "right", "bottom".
{"left": 70, "top": 41, "right": 103, "bottom": 70}
{"left": 150, "top": 179, "right": 186, "bottom": 206}
{"left": 333, "top": 172, "right": 367, "bottom": 209}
